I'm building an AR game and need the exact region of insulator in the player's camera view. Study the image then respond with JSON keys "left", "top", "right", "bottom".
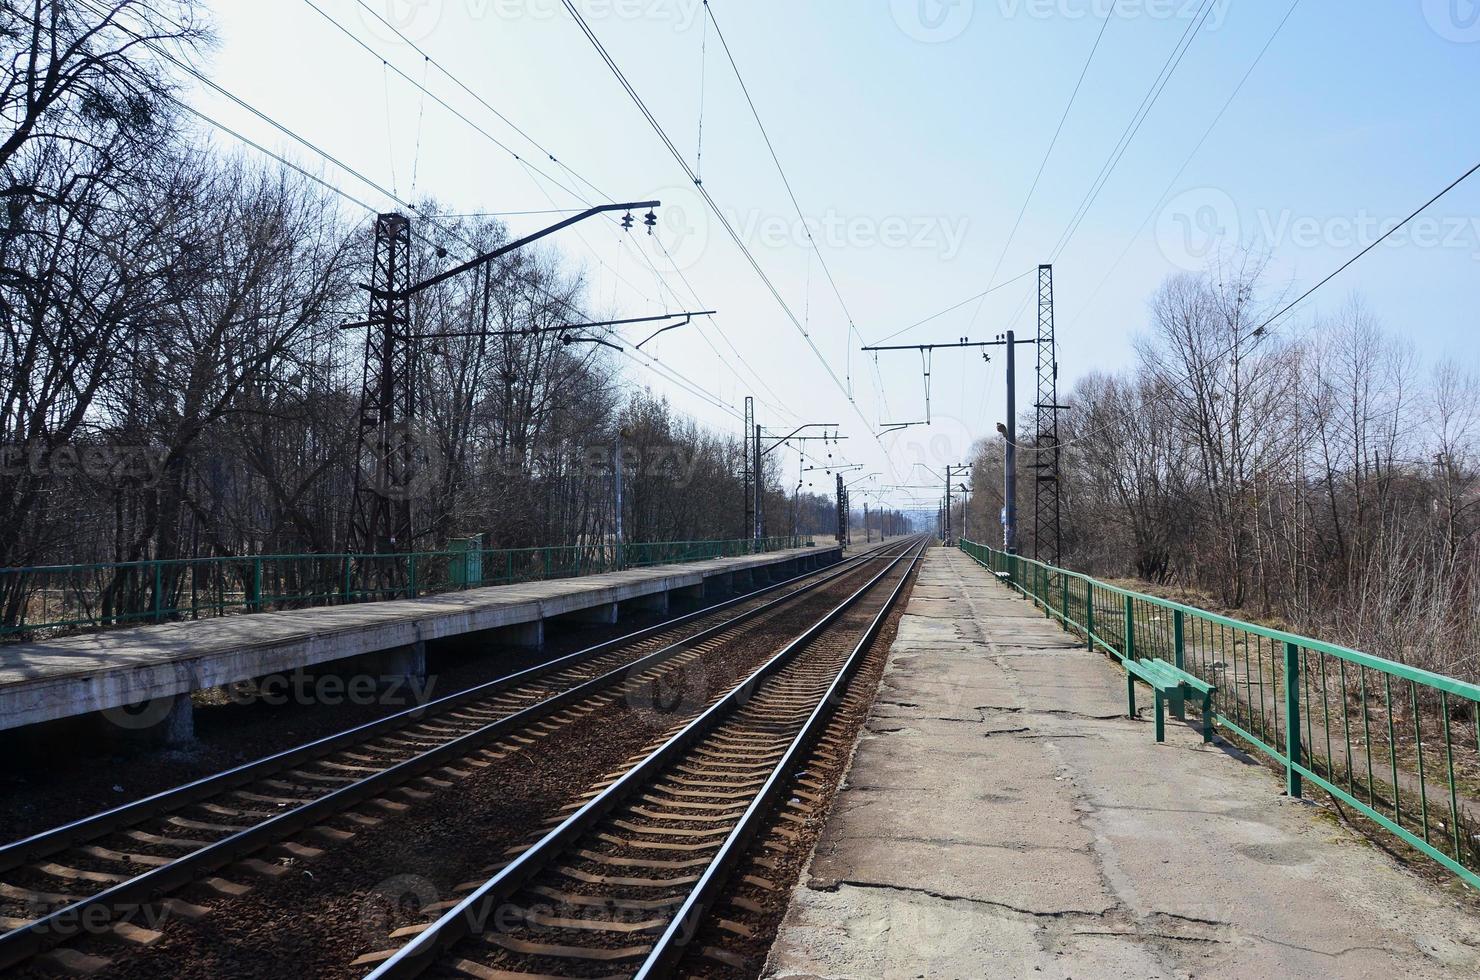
{"left": 621, "top": 212, "right": 634, "bottom": 231}
{"left": 644, "top": 210, "right": 658, "bottom": 234}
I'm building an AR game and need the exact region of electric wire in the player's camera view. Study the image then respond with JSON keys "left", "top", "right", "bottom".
{"left": 1255, "top": 155, "right": 1480, "bottom": 333}
{"left": 350, "top": 0, "right": 611, "bottom": 205}
{"left": 703, "top": 0, "right": 867, "bottom": 375}
{"left": 79, "top": 0, "right": 759, "bottom": 434}
{"left": 1049, "top": 0, "right": 1217, "bottom": 262}
{"left": 314, "top": 0, "right": 797, "bottom": 426}
{"left": 557, "top": 0, "right": 883, "bottom": 451}
{"left": 1067, "top": 0, "right": 1302, "bottom": 331}
{"left": 302, "top": 0, "right": 591, "bottom": 205}
{"left": 871, "top": 268, "right": 1036, "bottom": 346}
{"left": 970, "top": 8, "right": 1112, "bottom": 330}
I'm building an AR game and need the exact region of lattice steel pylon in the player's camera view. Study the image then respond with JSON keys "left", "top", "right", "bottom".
{"left": 348, "top": 213, "right": 417, "bottom": 554}
{"left": 1032, "top": 263, "right": 1064, "bottom": 564}
{"left": 743, "top": 397, "right": 755, "bottom": 544}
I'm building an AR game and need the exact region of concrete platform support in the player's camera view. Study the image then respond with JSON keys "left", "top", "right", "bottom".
{"left": 555, "top": 602, "right": 619, "bottom": 626}
{"left": 732, "top": 569, "right": 754, "bottom": 593}
{"left": 101, "top": 691, "right": 195, "bottom": 746}
{"left": 765, "top": 548, "right": 1480, "bottom": 980}
{"left": 0, "top": 544, "right": 839, "bottom": 736}
{"left": 492, "top": 620, "right": 543, "bottom": 649}
{"left": 670, "top": 583, "right": 705, "bottom": 607}
{"left": 362, "top": 640, "right": 427, "bottom": 684}
{"left": 622, "top": 591, "right": 669, "bottom": 617}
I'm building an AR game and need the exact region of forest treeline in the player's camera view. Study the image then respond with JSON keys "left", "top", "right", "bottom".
{"left": 0, "top": 0, "right": 905, "bottom": 608}
{"left": 968, "top": 253, "right": 1479, "bottom": 679}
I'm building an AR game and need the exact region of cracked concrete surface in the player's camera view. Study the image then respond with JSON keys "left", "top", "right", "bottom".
{"left": 763, "top": 548, "right": 1480, "bottom": 980}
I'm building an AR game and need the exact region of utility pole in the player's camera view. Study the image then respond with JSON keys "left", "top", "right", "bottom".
{"left": 836, "top": 473, "right": 846, "bottom": 545}
{"left": 754, "top": 422, "right": 764, "bottom": 546}
{"left": 862, "top": 331, "right": 1036, "bottom": 555}
{"left": 1033, "top": 264, "right": 1067, "bottom": 564}
{"left": 613, "top": 433, "right": 625, "bottom": 565}
{"left": 791, "top": 457, "right": 801, "bottom": 537}
{"left": 1005, "top": 328, "right": 1018, "bottom": 554}
{"left": 751, "top": 422, "right": 846, "bottom": 548}
{"left": 348, "top": 213, "right": 415, "bottom": 556}
{"left": 864, "top": 501, "right": 870, "bottom": 543}
{"left": 344, "top": 199, "right": 662, "bottom": 557}
{"left": 840, "top": 476, "right": 852, "bottom": 547}
{"left": 840, "top": 472, "right": 878, "bottom": 546}
{"left": 943, "top": 463, "right": 969, "bottom": 546}
{"left": 743, "top": 397, "right": 755, "bottom": 545}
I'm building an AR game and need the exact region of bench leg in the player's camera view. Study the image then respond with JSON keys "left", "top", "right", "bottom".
{"left": 1201, "top": 692, "right": 1214, "bottom": 743}
{"left": 1126, "top": 670, "right": 1137, "bottom": 719}
{"left": 1153, "top": 690, "right": 1165, "bottom": 743}
{"left": 1169, "top": 687, "right": 1186, "bottom": 721}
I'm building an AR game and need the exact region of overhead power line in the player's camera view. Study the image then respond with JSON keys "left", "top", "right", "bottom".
{"left": 1032, "top": 138, "right": 1480, "bottom": 456}
{"left": 304, "top": 0, "right": 588, "bottom": 204}
{"left": 702, "top": 0, "right": 865, "bottom": 367}
{"left": 1256, "top": 155, "right": 1480, "bottom": 332}
{"left": 557, "top": 0, "right": 882, "bottom": 450}
{"left": 318, "top": 0, "right": 795, "bottom": 424}
{"left": 349, "top": 0, "right": 609, "bottom": 205}
{"left": 1050, "top": 0, "right": 1218, "bottom": 262}
{"left": 1068, "top": 0, "right": 1302, "bottom": 331}
{"left": 79, "top": 0, "right": 770, "bottom": 432}
{"left": 872, "top": 268, "right": 1036, "bottom": 346}
{"left": 972, "top": 8, "right": 1113, "bottom": 330}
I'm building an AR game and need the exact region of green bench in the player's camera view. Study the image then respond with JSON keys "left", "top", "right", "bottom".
{"left": 1124, "top": 657, "right": 1216, "bottom": 743}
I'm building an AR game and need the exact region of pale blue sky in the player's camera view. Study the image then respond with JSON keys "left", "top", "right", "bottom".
{"left": 198, "top": 0, "right": 1480, "bottom": 513}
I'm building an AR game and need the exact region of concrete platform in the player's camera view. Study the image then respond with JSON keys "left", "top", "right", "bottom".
{"left": 0, "top": 544, "right": 840, "bottom": 736}
{"left": 765, "top": 548, "right": 1480, "bottom": 980}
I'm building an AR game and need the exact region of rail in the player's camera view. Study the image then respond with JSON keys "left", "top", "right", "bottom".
{"left": 365, "top": 537, "right": 925, "bottom": 978}
{"left": 0, "top": 535, "right": 814, "bottom": 639}
{"left": 960, "top": 538, "right": 1480, "bottom": 891}
{"left": 0, "top": 541, "right": 872, "bottom": 969}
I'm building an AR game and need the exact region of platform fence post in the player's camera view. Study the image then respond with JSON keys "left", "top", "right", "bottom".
{"left": 1173, "top": 609, "right": 1186, "bottom": 671}
{"left": 255, "top": 557, "right": 265, "bottom": 612}
{"left": 1285, "top": 640, "right": 1303, "bottom": 798}
{"left": 1123, "top": 595, "right": 1135, "bottom": 662}
{"left": 1085, "top": 583, "right": 1095, "bottom": 651}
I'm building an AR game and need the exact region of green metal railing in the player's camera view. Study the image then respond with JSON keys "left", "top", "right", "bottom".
{"left": 960, "top": 538, "right": 1480, "bottom": 890}
{"left": 0, "top": 535, "right": 814, "bottom": 640}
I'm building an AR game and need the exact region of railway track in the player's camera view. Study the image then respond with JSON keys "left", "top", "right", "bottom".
{"left": 0, "top": 541, "right": 907, "bottom": 974}
{"left": 360, "top": 537, "right": 925, "bottom": 980}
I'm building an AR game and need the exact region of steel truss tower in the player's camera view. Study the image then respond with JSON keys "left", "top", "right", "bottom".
{"left": 1032, "top": 264, "right": 1064, "bottom": 564}
{"left": 348, "top": 213, "right": 417, "bottom": 554}
{"left": 836, "top": 474, "right": 846, "bottom": 545}
{"left": 743, "top": 397, "right": 755, "bottom": 544}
